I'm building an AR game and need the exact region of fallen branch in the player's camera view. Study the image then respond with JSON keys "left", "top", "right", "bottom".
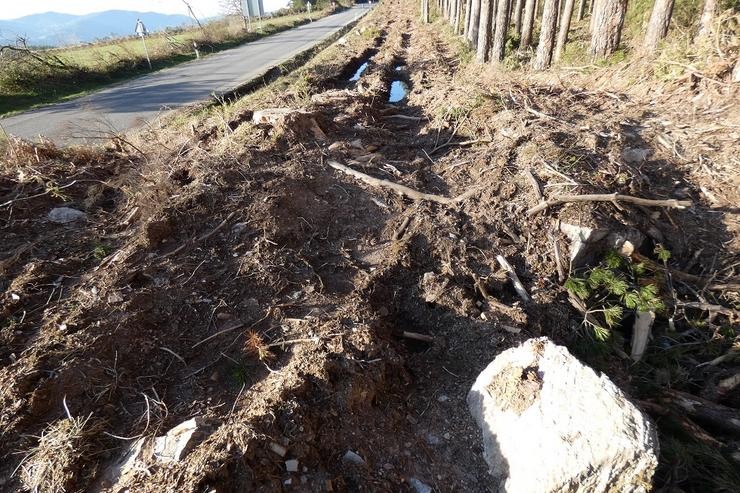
{"left": 393, "top": 215, "right": 412, "bottom": 240}
{"left": 661, "top": 389, "right": 740, "bottom": 436}
{"left": 633, "top": 252, "right": 740, "bottom": 292}
{"left": 523, "top": 169, "right": 543, "bottom": 203}
{"left": 496, "top": 255, "right": 530, "bottom": 303}
{"left": 678, "top": 301, "right": 740, "bottom": 320}
{"left": 328, "top": 160, "right": 479, "bottom": 205}
{"left": 381, "top": 115, "right": 424, "bottom": 121}
{"left": 527, "top": 193, "right": 692, "bottom": 215}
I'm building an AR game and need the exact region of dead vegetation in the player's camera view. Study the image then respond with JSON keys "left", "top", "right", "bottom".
{"left": 0, "top": 0, "right": 738, "bottom": 491}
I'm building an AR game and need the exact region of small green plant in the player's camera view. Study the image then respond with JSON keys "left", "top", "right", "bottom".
{"left": 92, "top": 243, "right": 113, "bottom": 261}
{"left": 566, "top": 249, "right": 666, "bottom": 341}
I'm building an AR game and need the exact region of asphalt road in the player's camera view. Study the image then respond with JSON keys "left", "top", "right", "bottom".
{"left": 0, "top": 5, "right": 373, "bottom": 144}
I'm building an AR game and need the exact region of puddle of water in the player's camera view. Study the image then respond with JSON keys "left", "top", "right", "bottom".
{"left": 388, "top": 80, "right": 408, "bottom": 103}
{"left": 349, "top": 62, "right": 369, "bottom": 82}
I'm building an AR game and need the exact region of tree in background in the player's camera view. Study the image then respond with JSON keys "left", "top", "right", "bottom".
{"left": 520, "top": 0, "right": 536, "bottom": 49}
{"left": 421, "top": 0, "right": 430, "bottom": 23}
{"left": 697, "top": 0, "right": 717, "bottom": 38}
{"left": 533, "top": 0, "right": 559, "bottom": 68}
{"left": 491, "top": 0, "right": 510, "bottom": 62}
{"left": 476, "top": 0, "right": 494, "bottom": 62}
{"left": 554, "top": 0, "right": 575, "bottom": 60}
{"left": 513, "top": 0, "right": 524, "bottom": 35}
{"left": 589, "top": 0, "right": 627, "bottom": 58}
{"left": 220, "top": 0, "right": 250, "bottom": 30}
{"left": 467, "top": 0, "right": 482, "bottom": 48}
{"left": 643, "top": 0, "right": 674, "bottom": 52}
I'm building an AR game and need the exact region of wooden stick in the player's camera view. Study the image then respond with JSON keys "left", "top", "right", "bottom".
{"left": 523, "top": 168, "right": 543, "bottom": 202}
{"left": 496, "top": 255, "right": 531, "bottom": 302}
{"left": 527, "top": 193, "right": 692, "bottom": 215}
{"left": 381, "top": 115, "right": 424, "bottom": 121}
{"left": 393, "top": 215, "right": 412, "bottom": 240}
{"left": 328, "top": 160, "right": 479, "bottom": 205}
{"left": 402, "top": 331, "right": 435, "bottom": 343}
{"left": 678, "top": 301, "right": 740, "bottom": 319}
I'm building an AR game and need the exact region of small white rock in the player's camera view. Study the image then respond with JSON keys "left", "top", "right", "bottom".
{"left": 408, "top": 478, "right": 432, "bottom": 493}
{"left": 285, "top": 459, "right": 299, "bottom": 472}
{"left": 342, "top": 450, "right": 365, "bottom": 465}
{"left": 153, "top": 418, "right": 201, "bottom": 463}
{"left": 269, "top": 442, "right": 287, "bottom": 457}
{"left": 10, "top": 293, "right": 20, "bottom": 301}
{"left": 48, "top": 207, "right": 87, "bottom": 224}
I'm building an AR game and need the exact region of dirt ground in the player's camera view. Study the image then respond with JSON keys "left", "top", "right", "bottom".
{"left": 1, "top": 1, "right": 738, "bottom": 492}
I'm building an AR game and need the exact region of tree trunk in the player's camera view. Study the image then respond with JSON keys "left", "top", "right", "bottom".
{"left": 644, "top": 0, "right": 674, "bottom": 51}
{"left": 468, "top": 0, "right": 482, "bottom": 47}
{"left": 422, "top": 0, "right": 430, "bottom": 23}
{"left": 491, "top": 0, "right": 510, "bottom": 61}
{"left": 520, "top": 0, "right": 537, "bottom": 49}
{"left": 513, "top": 0, "right": 525, "bottom": 34}
{"left": 697, "top": 0, "right": 716, "bottom": 38}
{"left": 577, "top": 0, "right": 587, "bottom": 20}
{"left": 477, "top": 0, "right": 494, "bottom": 62}
{"left": 533, "top": 0, "right": 558, "bottom": 69}
{"left": 456, "top": 0, "right": 465, "bottom": 32}
{"left": 589, "top": 0, "right": 627, "bottom": 58}
{"left": 554, "top": 0, "right": 576, "bottom": 60}
{"left": 465, "top": 0, "right": 474, "bottom": 35}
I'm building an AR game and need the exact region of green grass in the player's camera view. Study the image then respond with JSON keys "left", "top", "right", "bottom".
{"left": 0, "top": 9, "right": 333, "bottom": 116}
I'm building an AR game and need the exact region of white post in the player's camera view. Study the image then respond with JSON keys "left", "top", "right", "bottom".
{"left": 307, "top": 1, "right": 313, "bottom": 21}
{"left": 135, "top": 19, "right": 152, "bottom": 69}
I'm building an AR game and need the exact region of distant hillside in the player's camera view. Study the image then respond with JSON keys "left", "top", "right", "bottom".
{"left": 0, "top": 10, "right": 195, "bottom": 47}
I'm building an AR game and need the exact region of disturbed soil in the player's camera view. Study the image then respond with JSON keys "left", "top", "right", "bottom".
{"left": 1, "top": 1, "right": 739, "bottom": 492}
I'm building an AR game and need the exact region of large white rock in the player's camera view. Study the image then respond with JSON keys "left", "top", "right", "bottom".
{"left": 468, "top": 337, "right": 658, "bottom": 493}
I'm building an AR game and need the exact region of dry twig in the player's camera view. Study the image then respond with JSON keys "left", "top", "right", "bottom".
{"left": 527, "top": 193, "right": 692, "bottom": 215}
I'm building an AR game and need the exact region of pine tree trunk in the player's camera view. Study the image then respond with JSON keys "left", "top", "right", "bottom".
{"left": 465, "top": 0, "right": 474, "bottom": 35}
{"left": 554, "top": 0, "right": 576, "bottom": 60}
{"left": 577, "top": 0, "right": 587, "bottom": 20}
{"left": 468, "top": 0, "right": 482, "bottom": 47}
{"left": 491, "top": 0, "right": 511, "bottom": 61}
{"left": 697, "top": 0, "right": 716, "bottom": 38}
{"left": 422, "top": 0, "right": 430, "bottom": 23}
{"left": 644, "top": 0, "right": 674, "bottom": 51}
{"left": 589, "top": 0, "right": 627, "bottom": 58}
{"left": 451, "top": 0, "right": 459, "bottom": 26}
{"left": 477, "top": 0, "right": 494, "bottom": 62}
{"left": 533, "top": 0, "right": 559, "bottom": 69}
{"left": 513, "top": 0, "right": 525, "bottom": 34}
{"left": 520, "top": 0, "right": 537, "bottom": 48}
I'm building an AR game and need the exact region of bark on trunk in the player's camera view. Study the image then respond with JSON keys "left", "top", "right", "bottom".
{"left": 514, "top": 0, "right": 525, "bottom": 34}
{"left": 577, "top": 0, "right": 587, "bottom": 20}
{"left": 697, "top": 0, "right": 717, "bottom": 38}
{"left": 422, "top": 0, "right": 430, "bottom": 23}
{"left": 644, "top": 0, "right": 674, "bottom": 51}
{"left": 554, "top": 0, "right": 576, "bottom": 60}
{"left": 589, "top": 0, "right": 627, "bottom": 58}
{"left": 533, "top": 0, "right": 559, "bottom": 69}
{"left": 465, "top": 0, "right": 474, "bottom": 35}
{"left": 477, "top": 0, "right": 494, "bottom": 62}
{"left": 491, "top": 0, "right": 511, "bottom": 61}
{"left": 520, "top": 0, "right": 537, "bottom": 49}
{"left": 468, "top": 0, "right": 482, "bottom": 47}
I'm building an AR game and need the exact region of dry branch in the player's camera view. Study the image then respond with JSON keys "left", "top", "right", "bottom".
{"left": 496, "top": 255, "right": 531, "bottom": 302}
{"left": 661, "top": 389, "right": 740, "bottom": 436}
{"left": 527, "top": 193, "right": 692, "bottom": 215}
{"left": 328, "top": 160, "right": 479, "bottom": 205}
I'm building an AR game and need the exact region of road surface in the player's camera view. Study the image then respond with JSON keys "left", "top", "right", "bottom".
{"left": 0, "top": 5, "right": 373, "bottom": 144}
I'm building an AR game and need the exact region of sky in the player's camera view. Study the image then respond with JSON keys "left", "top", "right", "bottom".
{"left": 0, "top": 0, "right": 291, "bottom": 20}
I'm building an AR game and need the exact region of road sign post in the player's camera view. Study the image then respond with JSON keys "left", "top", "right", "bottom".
{"left": 135, "top": 19, "right": 152, "bottom": 70}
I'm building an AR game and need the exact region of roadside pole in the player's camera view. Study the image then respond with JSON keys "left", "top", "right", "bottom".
{"left": 307, "top": 1, "right": 313, "bottom": 22}
{"left": 135, "top": 19, "right": 152, "bottom": 69}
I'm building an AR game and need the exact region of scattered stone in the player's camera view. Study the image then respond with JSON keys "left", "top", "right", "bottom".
{"left": 252, "top": 108, "right": 294, "bottom": 125}
{"left": 437, "top": 394, "right": 449, "bottom": 402}
{"left": 285, "top": 459, "right": 299, "bottom": 472}
{"left": 48, "top": 207, "right": 87, "bottom": 224}
{"left": 153, "top": 418, "right": 203, "bottom": 463}
{"left": 621, "top": 147, "right": 651, "bottom": 164}
{"left": 10, "top": 293, "right": 20, "bottom": 301}
{"left": 425, "top": 433, "right": 441, "bottom": 445}
{"left": 408, "top": 477, "right": 432, "bottom": 493}
{"left": 328, "top": 142, "right": 343, "bottom": 151}
{"left": 94, "top": 437, "right": 148, "bottom": 489}
{"left": 269, "top": 442, "right": 287, "bottom": 457}
{"left": 443, "top": 432, "right": 451, "bottom": 440}
{"left": 468, "top": 337, "right": 658, "bottom": 492}
{"left": 342, "top": 450, "right": 365, "bottom": 465}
